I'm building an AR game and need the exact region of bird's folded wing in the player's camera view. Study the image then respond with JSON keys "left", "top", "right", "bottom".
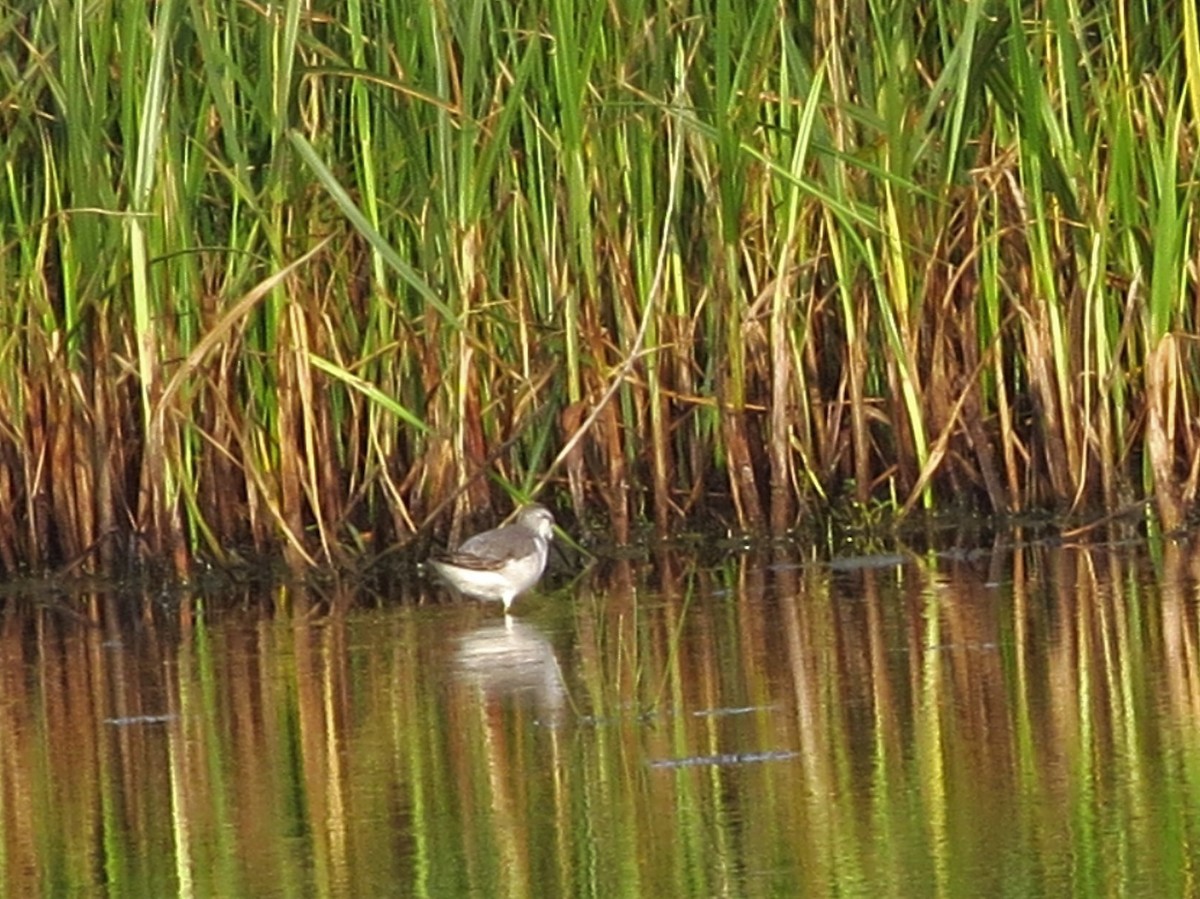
{"left": 435, "top": 549, "right": 512, "bottom": 570}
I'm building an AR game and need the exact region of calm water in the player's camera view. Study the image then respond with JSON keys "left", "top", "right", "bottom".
{"left": 3, "top": 532, "right": 1200, "bottom": 897}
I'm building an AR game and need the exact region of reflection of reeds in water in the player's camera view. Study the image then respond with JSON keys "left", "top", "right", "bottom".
{"left": 4, "top": 537, "right": 1200, "bottom": 892}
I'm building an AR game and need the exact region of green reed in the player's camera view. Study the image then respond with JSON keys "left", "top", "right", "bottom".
{"left": 0, "top": 0, "right": 1197, "bottom": 571}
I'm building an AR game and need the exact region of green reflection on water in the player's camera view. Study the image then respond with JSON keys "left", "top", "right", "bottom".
{"left": 2, "top": 536, "right": 1200, "bottom": 896}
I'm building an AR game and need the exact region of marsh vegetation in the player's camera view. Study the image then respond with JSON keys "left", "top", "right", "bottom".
{"left": 2, "top": 0, "right": 1198, "bottom": 573}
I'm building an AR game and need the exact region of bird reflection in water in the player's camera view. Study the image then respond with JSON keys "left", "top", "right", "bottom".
{"left": 453, "top": 618, "right": 567, "bottom": 727}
